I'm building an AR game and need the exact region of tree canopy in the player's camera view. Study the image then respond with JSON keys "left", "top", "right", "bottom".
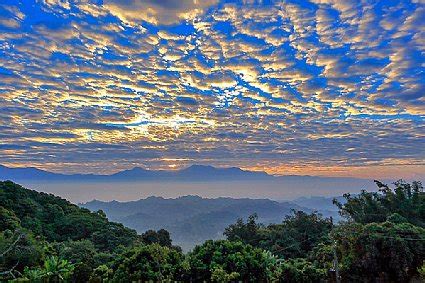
{"left": 0, "top": 181, "right": 139, "bottom": 252}
{"left": 334, "top": 180, "right": 424, "bottom": 227}
{"left": 0, "top": 180, "right": 424, "bottom": 282}
{"left": 224, "top": 210, "right": 333, "bottom": 259}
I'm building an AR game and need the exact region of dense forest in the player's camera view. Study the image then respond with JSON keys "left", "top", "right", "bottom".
{"left": 1, "top": 180, "right": 424, "bottom": 282}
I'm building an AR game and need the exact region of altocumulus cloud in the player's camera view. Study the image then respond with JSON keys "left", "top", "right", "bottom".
{"left": 0, "top": 0, "right": 423, "bottom": 177}
{"left": 103, "top": 0, "right": 219, "bottom": 25}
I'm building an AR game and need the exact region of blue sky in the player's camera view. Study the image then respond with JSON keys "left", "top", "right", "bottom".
{"left": 0, "top": 0, "right": 424, "bottom": 178}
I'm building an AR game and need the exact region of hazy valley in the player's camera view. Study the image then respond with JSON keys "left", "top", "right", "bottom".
{"left": 0, "top": 164, "right": 374, "bottom": 202}
{"left": 81, "top": 195, "right": 342, "bottom": 250}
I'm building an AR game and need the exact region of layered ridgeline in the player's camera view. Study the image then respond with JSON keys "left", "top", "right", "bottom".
{"left": 81, "top": 196, "right": 339, "bottom": 251}
{"left": 0, "top": 164, "right": 270, "bottom": 181}
{"left": 1, "top": 180, "right": 424, "bottom": 282}
{"left": 0, "top": 163, "right": 371, "bottom": 183}
{"left": 0, "top": 164, "right": 375, "bottom": 204}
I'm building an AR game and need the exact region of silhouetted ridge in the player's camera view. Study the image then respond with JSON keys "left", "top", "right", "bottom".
{"left": 0, "top": 164, "right": 271, "bottom": 181}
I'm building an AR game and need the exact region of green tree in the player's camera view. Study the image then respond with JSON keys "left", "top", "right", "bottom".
{"left": 334, "top": 180, "right": 424, "bottom": 227}
{"left": 186, "top": 240, "right": 279, "bottom": 282}
{"left": 0, "top": 229, "right": 44, "bottom": 280}
{"left": 89, "top": 264, "right": 112, "bottom": 283}
{"left": 418, "top": 261, "right": 425, "bottom": 281}
{"left": 141, "top": 229, "right": 173, "bottom": 247}
{"left": 111, "top": 244, "right": 184, "bottom": 282}
{"left": 224, "top": 211, "right": 333, "bottom": 259}
{"left": 0, "top": 181, "right": 139, "bottom": 252}
{"left": 264, "top": 211, "right": 333, "bottom": 258}
{"left": 210, "top": 267, "right": 239, "bottom": 283}
{"left": 54, "top": 240, "right": 98, "bottom": 282}
{"left": 42, "top": 256, "right": 74, "bottom": 282}
{"left": 224, "top": 213, "right": 262, "bottom": 246}
{"left": 332, "top": 221, "right": 425, "bottom": 282}
{"left": 22, "top": 266, "right": 45, "bottom": 281}
{"left": 279, "top": 258, "right": 327, "bottom": 283}
{"left": 20, "top": 256, "right": 75, "bottom": 282}
{"left": 0, "top": 207, "right": 21, "bottom": 231}
{"left": 56, "top": 239, "right": 97, "bottom": 266}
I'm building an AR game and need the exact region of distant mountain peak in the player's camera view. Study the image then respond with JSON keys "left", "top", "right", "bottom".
{"left": 182, "top": 165, "right": 251, "bottom": 173}
{"left": 111, "top": 166, "right": 150, "bottom": 177}
{"left": 145, "top": 196, "right": 165, "bottom": 200}
{"left": 177, "top": 195, "right": 203, "bottom": 200}
{"left": 183, "top": 164, "right": 216, "bottom": 171}
{"left": 127, "top": 166, "right": 148, "bottom": 172}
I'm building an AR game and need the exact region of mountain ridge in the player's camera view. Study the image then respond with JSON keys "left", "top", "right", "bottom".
{"left": 81, "top": 195, "right": 323, "bottom": 250}
{"left": 0, "top": 164, "right": 369, "bottom": 182}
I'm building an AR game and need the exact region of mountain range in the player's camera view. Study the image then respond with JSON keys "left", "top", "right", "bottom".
{"left": 1, "top": 163, "right": 353, "bottom": 250}
{"left": 81, "top": 195, "right": 342, "bottom": 251}
{"left": 0, "top": 164, "right": 367, "bottom": 183}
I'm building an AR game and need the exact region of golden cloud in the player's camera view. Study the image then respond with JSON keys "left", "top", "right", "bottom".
{"left": 103, "top": 0, "right": 219, "bottom": 25}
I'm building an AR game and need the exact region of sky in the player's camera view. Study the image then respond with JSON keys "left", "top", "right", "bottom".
{"left": 0, "top": 0, "right": 424, "bottom": 179}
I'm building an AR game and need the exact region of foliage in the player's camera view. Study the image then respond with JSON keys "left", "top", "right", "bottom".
{"left": 418, "top": 261, "right": 425, "bottom": 280}
{"left": 279, "top": 258, "right": 327, "bottom": 283}
{"left": 20, "top": 256, "right": 74, "bottom": 282}
{"left": 308, "top": 242, "right": 334, "bottom": 271}
{"left": 332, "top": 221, "right": 425, "bottom": 282}
{"left": 110, "top": 243, "right": 184, "bottom": 282}
{"left": 0, "top": 180, "right": 140, "bottom": 281}
{"left": 0, "top": 181, "right": 138, "bottom": 252}
{"left": 141, "top": 229, "right": 172, "bottom": 247}
{"left": 22, "top": 266, "right": 45, "bottom": 281}
{"left": 210, "top": 267, "right": 240, "bottom": 283}
{"left": 334, "top": 180, "right": 424, "bottom": 227}
{"left": 186, "top": 240, "right": 280, "bottom": 282}
{"left": 54, "top": 239, "right": 97, "bottom": 265}
{"left": 89, "top": 264, "right": 113, "bottom": 283}
{"left": 0, "top": 229, "right": 44, "bottom": 280}
{"left": 0, "top": 206, "right": 21, "bottom": 231}
{"left": 0, "top": 180, "right": 424, "bottom": 282}
{"left": 224, "top": 211, "right": 333, "bottom": 259}
{"left": 50, "top": 240, "right": 98, "bottom": 282}
{"left": 42, "top": 256, "right": 74, "bottom": 282}
{"left": 224, "top": 213, "right": 263, "bottom": 246}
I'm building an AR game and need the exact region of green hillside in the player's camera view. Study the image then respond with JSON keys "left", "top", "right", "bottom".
{"left": 0, "top": 181, "right": 139, "bottom": 251}
{"left": 1, "top": 180, "right": 424, "bottom": 282}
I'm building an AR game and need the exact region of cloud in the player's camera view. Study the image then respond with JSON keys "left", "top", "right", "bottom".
{"left": 103, "top": 0, "right": 219, "bottom": 25}
{"left": 0, "top": 0, "right": 423, "bottom": 177}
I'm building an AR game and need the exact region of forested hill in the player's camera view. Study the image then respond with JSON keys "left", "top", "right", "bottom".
{"left": 0, "top": 181, "right": 139, "bottom": 251}
{"left": 82, "top": 196, "right": 315, "bottom": 250}
{"left": 1, "top": 180, "right": 424, "bottom": 282}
